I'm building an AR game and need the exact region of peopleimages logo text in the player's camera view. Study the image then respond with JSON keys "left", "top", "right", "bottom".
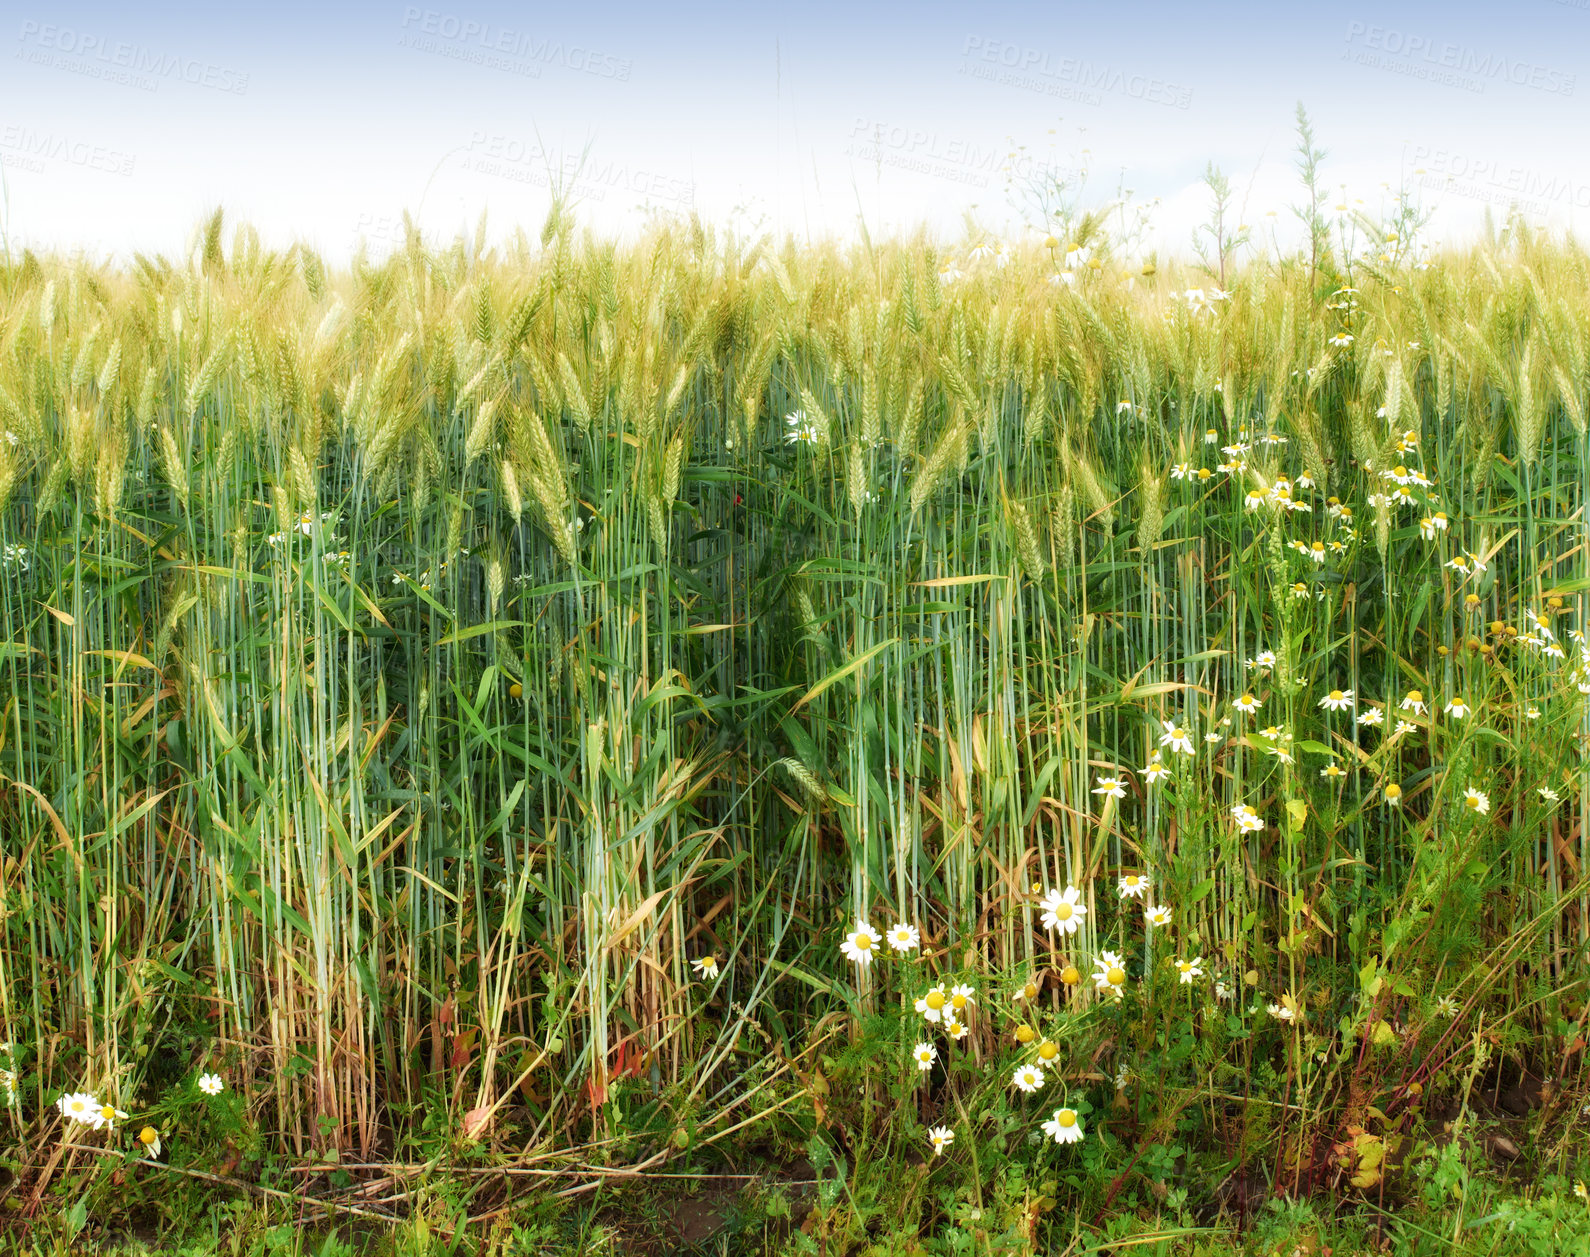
{"left": 961, "top": 37, "right": 1192, "bottom": 109}
{"left": 1344, "top": 22, "right": 1574, "bottom": 95}
{"left": 16, "top": 20, "right": 249, "bottom": 93}
{"left": 1409, "top": 144, "right": 1590, "bottom": 211}
{"left": 399, "top": 9, "right": 631, "bottom": 80}
{"left": 463, "top": 133, "right": 694, "bottom": 206}
{"left": 0, "top": 125, "right": 136, "bottom": 176}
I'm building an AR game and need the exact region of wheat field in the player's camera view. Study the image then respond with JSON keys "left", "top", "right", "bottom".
{"left": 0, "top": 205, "right": 1586, "bottom": 1248}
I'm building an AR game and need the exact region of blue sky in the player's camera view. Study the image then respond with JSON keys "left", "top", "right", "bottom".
{"left": 3, "top": 0, "right": 1588, "bottom": 262}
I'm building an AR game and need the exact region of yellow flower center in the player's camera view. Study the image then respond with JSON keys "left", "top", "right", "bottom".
{"left": 1022, "top": 982, "right": 1039, "bottom": 1000}
{"left": 1057, "top": 1109, "right": 1076, "bottom": 1128}
{"left": 1394, "top": 466, "right": 1407, "bottom": 478}
{"left": 1465, "top": 794, "right": 1480, "bottom": 809}
{"left": 1197, "top": 468, "right": 1211, "bottom": 480}
{"left": 1240, "top": 695, "right": 1253, "bottom": 706}
{"left": 1060, "top": 965, "right": 1080, "bottom": 985}
{"left": 925, "top": 990, "right": 945, "bottom": 1009}
{"left": 1385, "top": 784, "right": 1402, "bottom": 799}
{"left": 139, "top": 1127, "right": 157, "bottom": 1145}
{"left": 1015, "top": 1025, "right": 1036, "bottom": 1043}
{"left": 1052, "top": 903, "right": 1073, "bottom": 921}
{"left": 854, "top": 934, "right": 871, "bottom": 950}
{"left": 1107, "top": 966, "right": 1126, "bottom": 986}
{"left": 951, "top": 993, "right": 967, "bottom": 1009}
{"left": 1038, "top": 1041, "right": 1059, "bottom": 1061}
{"left": 1329, "top": 690, "right": 1344, "bottom": 701}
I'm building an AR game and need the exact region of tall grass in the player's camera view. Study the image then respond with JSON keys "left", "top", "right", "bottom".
{"left": 0, "top": 207, "right": 1585, "bottom": 1192}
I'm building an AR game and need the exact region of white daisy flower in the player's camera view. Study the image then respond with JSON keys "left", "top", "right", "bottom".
{"left": 915, "top": 983, "right": 950, "bottom": 1023}
{"left": 1319, "top": 689, "right": 1355, "bottom": 712}
{"left": 1462, "top": 787, "right": 1490, "bottom": 815}
{"left": 1231, "top": 803, "right": 1264, "bottom": 833}
{"left": 1041, "top": 1107, "right": 1085, "bottom": 1144}
{"left": 840, "top": 920, "right": 882, "bottom": 965}
{"left": 1357, "top": 707, "right": 1384, "bottom": 726}
{"left": 1092, "top": 950, "right": 1129, "bottom": 996}
{"left": 1143, "top": 757, "right": 1171, "bottom": 784}
{"left": 1012, "top": 1063, "right": 1045, "bottom": 1094}
{"left": 1158, "top": 721, "right": 1195, "bottom": 755}
{"left": 948, "top": 984, "right": 976, "bottom": 1016}
{"left": 198, "top": 1073, "right": 225, "bottom": 1096}
{"left": 1400, "top": 690, "right": 1427, "bottom": 714}
{"left": 1232, "top": 693, "right": 1261, "bottom": 714}
{"left": 1118, "top": 874, "right": 1148, "bottom": 900}
{"left": 1175, "top": 957, "right": 1204, "bottom": 984}
{"left": 912, "top": 1042, "right": 938, "bottom": 1071}
{"left": 57, "top": 1092, "right": 101, "bottom": 1128}
{"left": 1093, "top": 775, "right": 1127, "bottom": 799}
{"left": 1444, "top": 698, "right": 1471, "bottom": 720}
{"left": 1248, "top": 651, "right": 1277, "bottom": 669}
{"left": 138, "top": 1127, "right": 163, "bottom": 1159}
{"left": 1145, "top": 904, "right": 1173, "bottom": 928}
{"left": 1039, "top": 886, "right": 1088, "bottom": 936}
{"left": 691, "top": 955, "right": 720, "bottom": 980}
{"left": 96, "top": 1102, "right": 129, "bottom": 1132}
{"left": 784, "top": 410, "right": 820, "bottom": 445}
{"left": 886, "top": 923, "right": 921, "bottom": 953}
{"left": 929, "top": 1125, "right": 955, "bottom": 1155}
